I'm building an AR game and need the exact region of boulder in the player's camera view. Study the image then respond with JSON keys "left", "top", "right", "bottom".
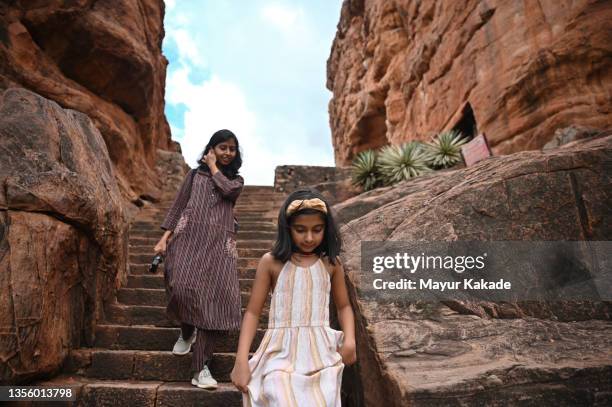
{"left": 0, "top": 88, "right": 128, "bottom": 383}
{"left": 336, "top": 134, "right": 612, "bottom": 405}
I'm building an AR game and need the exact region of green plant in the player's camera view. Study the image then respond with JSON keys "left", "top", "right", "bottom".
{"left": 351, "top": 149, "right": 381, "bottom": 191}
{"left": 424, "top": 130, "right": 469, "bottom": 169}
{"left": 377, "top": 142, "right": 430, "bottom": 185}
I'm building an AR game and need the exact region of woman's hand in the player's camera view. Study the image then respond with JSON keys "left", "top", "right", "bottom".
{"left": 204, "top": 150, "right": 217, "bottom": 168}
{"left": 154, "top": 238, "right": 167, "bottom": 254}
{"left": 338, "top": 338, "right": 357, "bottom": 366}
{"left": 230, "top": 360, "right": 251, "bottom": 393}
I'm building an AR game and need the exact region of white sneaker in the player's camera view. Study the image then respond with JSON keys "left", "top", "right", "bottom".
{"left": 172, "top": 330, "right": 197, "bottom": 355}
{"left": 191, "top": 365, "right": 218, "bottom": 389}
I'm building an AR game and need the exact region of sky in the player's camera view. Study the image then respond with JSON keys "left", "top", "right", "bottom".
{"left": 162, "top": 0, "right": 343, "bottom": 185}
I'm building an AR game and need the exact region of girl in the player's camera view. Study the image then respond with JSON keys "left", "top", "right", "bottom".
{"left": 230, "top": 188, "right": 357, "bottom": 406}
{"left": 154, "top": 129, "right": 244, "bottom": 389}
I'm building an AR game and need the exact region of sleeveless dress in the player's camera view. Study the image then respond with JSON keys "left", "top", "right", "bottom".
{"left": 244, "top": 257, "right": 345, "bottom": 406}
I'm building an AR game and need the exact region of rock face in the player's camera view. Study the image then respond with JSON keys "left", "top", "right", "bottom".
{"left": 327, "top": 0, "right": 612, "bottom": 166}
{"left": 334, "top": 135, "right": 612, "bottom": 405}
{"left": 0, "top": 88, "right": 128, "bottom": 383}
{"left": 0, "top": 0, "right": 174, "bottom": 202}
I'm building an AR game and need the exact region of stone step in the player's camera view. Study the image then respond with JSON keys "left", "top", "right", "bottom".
{"left": 130, "top": 224, "right": 277, "bottom": 234}
{"left": 129, "top": 257, "right": 259, "bottom": 271}
{"left": 129, "top": 248, "right": 269, "bottom": 261}
{"left": 31, "top": 374, "right": 243, "bottom": 406}
{"left": 129, "top": 240, "right": 270, "bottom": 252}
{"left": 104, "top": 304, "right": 178, "bottom": 327}
{"left": 129, "top": 264, "right": 257, "bottom": 279}
{"left": 129, "top": 236, "right": 275, "bottom": 248}
{"left": 65, "top": 349, "right": 253, "bottom": 383}
{"left": 129, "top": 237, "right": 165, "bottom": 246}
{"left": 128, "top": 230, "right": 276, "bottom": 240}
{"left": 239, "top": 258, "right": 260, "bottom": 269}
{"left": 105, "top": 304, "right": 268, "bottom": 327}
{"left": 130, "top": 263, "right": 165, "bottom": 274}
{"left": 115, "top": 288, "right": 257, "bottom": 307}
{"left": 235, "top": 213, "right": 277, "bottom": 220}
{"left": 125, "top": 274, "right": 253, "bottom": 291}
{"left": 94, "top": 325, "right": 265, "bottom": 352}
{"left": 236, "top": 240, "right": 271, "bottom": 249}
{"left": 234, "top": 206, "right": 278, "bottom": 216}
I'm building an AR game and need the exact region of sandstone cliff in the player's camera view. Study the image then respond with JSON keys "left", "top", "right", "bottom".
{"left": 327, "top": 0, "right": 612, "bottom": 165}
{"left": 0, "top": 0, "right": 175, "bottom": 202}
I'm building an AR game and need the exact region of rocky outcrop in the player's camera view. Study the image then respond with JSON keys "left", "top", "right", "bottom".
{"left": 0, "top": 0, "right": 174, "bottom": 203}
{"left": 335, "top": 134, "right": 612, "bottom": 405}
{"left": 0, "top": 88, "right": 128, "bottom": 383}
{"left": 327, "top": 0, "right": 612, "bottom": 165}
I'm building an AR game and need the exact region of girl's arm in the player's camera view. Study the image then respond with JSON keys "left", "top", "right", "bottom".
{"left": 209, "top": 162, "right": 244, "bottom": 201}
{"left": 330, "top": 259, "right": 357, "bottom": 365}
{"left": 231, "top": 253, "right": 274, "bottom": 392}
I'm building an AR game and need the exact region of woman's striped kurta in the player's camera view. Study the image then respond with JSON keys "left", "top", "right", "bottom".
{"left": 161, "top": 168, "right": 244, "bottom": 330}
{"left": 244, "top": 257, "right": 345, "bottom": 406}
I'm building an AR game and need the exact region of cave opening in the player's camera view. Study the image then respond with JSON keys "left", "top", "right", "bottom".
{"left": 452, "top": 103, "right": 477, "bottom": 140}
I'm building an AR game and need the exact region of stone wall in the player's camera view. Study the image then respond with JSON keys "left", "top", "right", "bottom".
{"left": 274, "top": 165, "right": 360, "bottom": 205}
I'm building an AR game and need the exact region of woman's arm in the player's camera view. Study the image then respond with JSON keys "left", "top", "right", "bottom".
{"left": 160, "top": 169, "right": 196, "bottom": 231}
{"left": 208, "top": 162, "right": 244, "bottom": 201}
{"left": 154, "top": 230, "right": 173, "bottom": 254}
{"left": 231, "top": 253, "right": 274, "bottom": 392}
{"left": 330, "top": 259, "right": 357, "bottom": 365}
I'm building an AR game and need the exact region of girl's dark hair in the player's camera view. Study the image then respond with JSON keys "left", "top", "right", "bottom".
{"left": 197, "top": 129, "right": 242, "bottom": 179}
{"left": 271, "top": 188, "right": 342, "bottom": 265}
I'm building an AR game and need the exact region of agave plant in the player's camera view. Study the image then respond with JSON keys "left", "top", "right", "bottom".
{"left": 424, "top": 130, "right": 469, "bottom": 169}
{"left": 351, "top": 149, "right": 381, "bottom": 191}
{"left": 377, "top": 142, "right": 430, "bottom": 185}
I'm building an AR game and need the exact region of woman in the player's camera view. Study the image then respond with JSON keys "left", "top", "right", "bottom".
{"left": 154, "top": 129, "right": 244, "bottom": 389}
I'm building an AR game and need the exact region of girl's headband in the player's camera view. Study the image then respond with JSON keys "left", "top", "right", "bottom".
{"left": 286, "top": 198, "right": 328, "bottom": 216}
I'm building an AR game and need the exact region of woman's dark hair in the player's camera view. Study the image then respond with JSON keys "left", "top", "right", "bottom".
{"left": 271, "top": 188, "right": 342, "bottom": 265}
{"left": 197, "top": 129, "right": 242, "bottom": 179}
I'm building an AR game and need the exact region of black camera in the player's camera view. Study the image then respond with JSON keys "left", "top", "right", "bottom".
{"left": 149, "top": 253, "right": 164, "bottom": 273}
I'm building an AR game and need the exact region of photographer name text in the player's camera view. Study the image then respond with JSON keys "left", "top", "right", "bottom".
{"left": 372, "top": 278, "right": 511, "bottom": 290}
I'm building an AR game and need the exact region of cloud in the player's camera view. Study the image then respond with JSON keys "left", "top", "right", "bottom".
{"left": 261, "top": 4, "right": 304, "bottom": 32}
{"left": 164, "top": 0, "right": 175, "bottom": 12}
{"left": 165, "top": 27, "right": 206, "bottom": 68}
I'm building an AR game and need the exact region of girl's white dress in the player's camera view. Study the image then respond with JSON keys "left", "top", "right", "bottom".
{"left": 244, "top": 257, "right": 345, "bottom": 406}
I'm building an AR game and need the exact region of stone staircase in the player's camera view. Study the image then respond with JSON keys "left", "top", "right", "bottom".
{"left": 34, "top": 185, "right": 286, "bottom": 406}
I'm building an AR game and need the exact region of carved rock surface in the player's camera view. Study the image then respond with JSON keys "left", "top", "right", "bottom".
{"left": 335, "top": 135, "right": 612, "bottom": 405}
{"left": 327, "top": 0, "right": 612, "bottom": 165}
{"left": 0, "top": 88, "right": 128, "bottom": 383}
{"left": 0, "top": 0, "right": 172, "bottom": 201}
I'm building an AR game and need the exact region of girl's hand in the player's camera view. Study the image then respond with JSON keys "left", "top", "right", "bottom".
{"left": 154, "top": 239, "right": 167, "bottom": 254}
{"left": 230, "top": 360, "right": 251, "bottom": 393}
{"left": 338, "top": 339, "right": 357, "bottom": 366}
{"left": 204, "top": 150, "right": 217, "bottom": 167}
